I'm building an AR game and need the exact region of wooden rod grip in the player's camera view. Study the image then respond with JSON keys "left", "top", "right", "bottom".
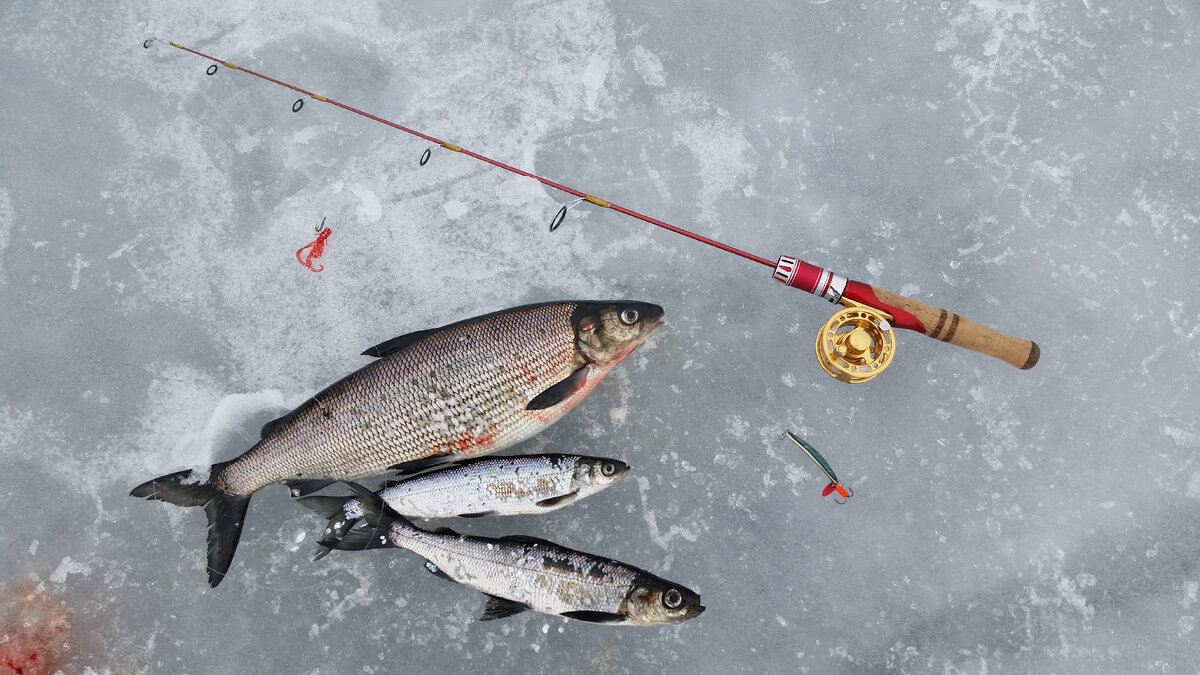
{"left": 844, "top": 282, "right": 1040, "bottom": 370}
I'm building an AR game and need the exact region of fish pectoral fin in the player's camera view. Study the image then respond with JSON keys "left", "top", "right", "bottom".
{"left": 498, "top": 534, "right": 558, "bottom": 547}
{"left": 535, "top": 490, "right": 580, "bottom": 508}
{"left": 423, "top": 561, "right": 456, "bottom": 582}
{"left": 284, "top": 479, "right": 336, "bottom": 497}
{"left": 389, "top": 453, "right": 455, "bottom": 474}
{"left": 561, "top": 610, "right": 627, "bottom": 624}
{"left": 526, "top": 365, "right": 590, "bottom": 411}
{"left": 457, "top": 511, "right": 499, "bottom": 518}
{"left": 312, "top": 543, "right": 334, "bottom": 561}
{"left": 480, "top": 595, "right": 532, "bottom": 621}
{"left": 361, "top": 327, "right": 440, "bottom": 358}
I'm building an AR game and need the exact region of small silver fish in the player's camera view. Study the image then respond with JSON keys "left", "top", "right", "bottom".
{"left": 297, "top": 454, "right": 629, "bottom": 558}
{"left": 130, "top": 301, "right": 663, "bottom": 586}
{"left": 324, "top": 483, "right": 704, "bottom": 626}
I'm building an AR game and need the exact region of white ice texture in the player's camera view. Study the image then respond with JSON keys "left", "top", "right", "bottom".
{"left": 1, "top": 1, "right": 1197, "bottom": 673}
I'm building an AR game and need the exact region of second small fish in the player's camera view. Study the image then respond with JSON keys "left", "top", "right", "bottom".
{"left": 323, "top": 483, "right": 705, "bottom": 626}
{"left": 298, "top": 454, "right": 630, "bottom": 558}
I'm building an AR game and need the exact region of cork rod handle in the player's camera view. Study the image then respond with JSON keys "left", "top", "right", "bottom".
{"left": 864, "top": 285, "right": 1040, "bottom": 370}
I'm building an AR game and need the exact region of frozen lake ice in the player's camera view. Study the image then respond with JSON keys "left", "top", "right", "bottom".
{"left": 1, "top": 1, "right": 1197, "bottom": 672}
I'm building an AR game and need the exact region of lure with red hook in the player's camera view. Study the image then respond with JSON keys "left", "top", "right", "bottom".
{"left": 146, "top": 38, "right": 1040, "bottom": 379}
{"left": 786, "top": 430, "right": 852, "bottom": 503}
{"left": 296, "top": 219, "right": 332, "bottom": 272}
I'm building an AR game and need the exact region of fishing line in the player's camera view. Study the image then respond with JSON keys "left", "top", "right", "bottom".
{"left": 144, "top": 37, "right": 1041, "bottom": 382}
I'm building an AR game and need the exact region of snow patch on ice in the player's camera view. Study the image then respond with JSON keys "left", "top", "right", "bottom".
{"left": 350, "top": 184, "right": 383, "bottom": 223}
{"left": 291, "top": 126, "right": 324, "bottom": 145}
{"left": 635, "top": 475, "right": 699, "bottom": 556}
{"left": 132, "top": 363, "right": 308, "bottom": 476}
{"left": 444, "top": 199, "right": 469, "bottom": 220}
{"left": 582, "top": 55, "right": 610, "bottom": 110}
{"left": 0, "top": 186, "right": 12, "bottom": 280}
{"left": 495, "top": 175, "right": 547, "bottom": 206}
{"left": 50, "top": 556, "right": 90, "bottom": 583}
{"left": 1187, "top": 472, "right": 1200, "bottom": 500}
{"left": 628, "top": 45, "right": 666, "bottom": 87}
{"left": 234, "top": 127, "right": 262, "bottom": 153}
{"left": 671, "top": 118, "right": 755, "bottom": 215}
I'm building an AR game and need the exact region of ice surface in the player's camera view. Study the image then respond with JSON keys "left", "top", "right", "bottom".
{"left": 1, "top": 0, "right": 1197, "bottom": 672}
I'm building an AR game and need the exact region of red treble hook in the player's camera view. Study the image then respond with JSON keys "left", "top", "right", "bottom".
{"left": 296, "top": 222, "right": 332, "bottom": 272}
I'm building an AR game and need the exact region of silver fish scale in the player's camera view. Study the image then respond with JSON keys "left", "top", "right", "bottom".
{"left": 218, "top": 303, "right": 585, "bottom": 494}
{"left": 362, "top": 455, "right": 578, "bottom": 519}
{"left": 391, "top": 523, "right": 639, "bottom": 618}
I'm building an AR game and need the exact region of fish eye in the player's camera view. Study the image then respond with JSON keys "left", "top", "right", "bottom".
{"left": 601, "top": 462, "right": 616, "bottom": 476}
{"left": 619, "top": 308, "right": 639, "bottom": 325}
{"left": 663, "top": 588, "right": 684, "bottom": 609}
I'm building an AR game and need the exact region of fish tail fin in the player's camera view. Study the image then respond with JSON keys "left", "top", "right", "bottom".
{"left": 295, "top": 495, "right": 362, "bottom": 560}
{"left": 130, "top": 461, "right": 250, "bottom": 588}
{"left": 315, "top": 482, "right": 403, "bottom": 556}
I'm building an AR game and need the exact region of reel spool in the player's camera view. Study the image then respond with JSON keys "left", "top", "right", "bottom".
{"left": 815, "top": 302, "right": 896, "bottom": 383}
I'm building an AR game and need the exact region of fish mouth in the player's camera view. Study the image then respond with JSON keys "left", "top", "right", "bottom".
{"left": 628, "top": 302, "right": 665, "bottom": 343}
{"left": 640, "top": 304, "right": 665, "bottom": 332}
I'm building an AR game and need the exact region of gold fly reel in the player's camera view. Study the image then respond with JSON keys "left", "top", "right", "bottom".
{"left": 815, "top": 302, "right": 896, "bottom": 383}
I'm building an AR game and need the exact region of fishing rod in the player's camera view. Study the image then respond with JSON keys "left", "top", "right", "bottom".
{"left": 145, "top": 37, "right": 1040, "bottom": 383}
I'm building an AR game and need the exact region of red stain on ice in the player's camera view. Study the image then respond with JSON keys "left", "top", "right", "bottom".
{"left": 0, "top": 582, "right": 71, "bottom": 675}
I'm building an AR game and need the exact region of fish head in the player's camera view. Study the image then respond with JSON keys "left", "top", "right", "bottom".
{"left": 571, "top": 301, "right": 664, "bottom": 368}
{"left": 620, "top": 578, "right": 704, "bottom": 625}
{"left": 574, "top": 457, "right": 630, "bottom": 491}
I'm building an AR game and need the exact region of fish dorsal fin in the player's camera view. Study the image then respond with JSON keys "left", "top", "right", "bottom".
{"left": 535, "top": 490, "right": 580, "bottom": 509}
{"left": 526, "top": 365, "right": 589, "bottom": 411}
{"left": 361, "top": 327, "right": 441, "bottom": 358}
{"left": 364, "top": 301, "right": 568, "bottom": 359}
{"left": 498, "top": 534, "right": 556, "bottom": 547}
{"left": 561, "top": 610, "right": 626, "bottom": 624}
{"left": 260, "top": 412, "right": 294, "bottom": 439}
{"left": 480, "top": 595, "right": 531, "bottom": 621}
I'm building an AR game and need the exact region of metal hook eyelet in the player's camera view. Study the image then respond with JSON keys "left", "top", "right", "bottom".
{"left": 549, "top": 198, "right": 585, "bottom": 232}
{"left": 206, "top": 64, "right": 218, "bottom": 76}
{"left": 292, "top": 98, "right": 305, "bottom": 113}
{"left": 419, "top": 147, "right": 433, "bottom": 166}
